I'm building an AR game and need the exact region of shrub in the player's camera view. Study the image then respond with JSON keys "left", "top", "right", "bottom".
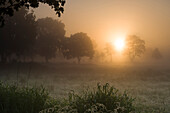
{"left": 41, "top": 83, "right": 136, "bottom": 113}
{"left": 0, "top": 82, "right": 50, "bottom": 113}
{"left": 67, "top": 83, "right": 135, "bottom": 113}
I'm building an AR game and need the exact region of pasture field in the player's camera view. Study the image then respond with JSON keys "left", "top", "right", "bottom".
{"left": 0, "top": 63, "right": 170, "bottom": 112}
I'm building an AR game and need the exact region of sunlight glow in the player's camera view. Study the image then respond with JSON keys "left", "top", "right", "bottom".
{"left": 114, "top": 38, "right": 125, "bottom": 52}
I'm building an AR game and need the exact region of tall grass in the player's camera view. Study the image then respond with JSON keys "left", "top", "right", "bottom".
{"left": 41, "top": 83, "right": 136, "bottom": 113}
{"left": 0, "top": 82, "right": 51, "bottom": 113}
{"left": 67, "top": 83, "right": 135, "bottom": 113}
{"left": 0, "top": 82, "right": 137, "bottom": 113}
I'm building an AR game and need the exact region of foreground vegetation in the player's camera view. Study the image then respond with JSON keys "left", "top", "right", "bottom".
{"left": 0, "top": 63, "right": 169, "bottom": 113}
{"left": 0, "top": 82, "right": 50, "bottom": 113}
{"left": 0, "top": 82, "right": 136, "bottom": 113}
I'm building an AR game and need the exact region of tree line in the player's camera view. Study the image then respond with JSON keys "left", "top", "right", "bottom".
{"left": 0, "top": 8, "right": 162, "bottom": 64}
{"left": 96, "top": 36, "right": 162, "bottom": 63}
{"left": 0, "top": 8, "right": 94, "bottom": 63}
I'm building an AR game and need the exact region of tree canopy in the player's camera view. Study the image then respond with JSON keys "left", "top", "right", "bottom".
{"left": 0, "top": 0, "right": 66, "bottom": 27}
{"left": 0, "top": 8, "right": 66, "bottom": 63}
{"left": 0, "top": 7, "right": 37, "bottom": 63}
{"left": 125, "top": 35, "right": 145, "bottom": 62}
{"left": 36, "top": 17, "right": 66, "bottom": 63}
{"left": 62, "top": 32, "right": 94, "bottom": 64}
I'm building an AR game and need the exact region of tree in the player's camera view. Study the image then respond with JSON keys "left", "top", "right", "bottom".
{"left": 104, "top": 43, "right": 114, "bottom": 62}
{"left": 125, "top": 35, "right": 145, "bottom": 62}
{"left": 13, "top": 8, "right": 37, "bottom": 62}
{"left": 62, "top": 32, "right": 94, "bottom": 64}
{"left": 152, "top": 48, "right": 162, "bottom": 60}
{"left": 0, "top": 7, "right": 37, "bottom": 63}
{"left": 0, "top": 0, "right": 65, "bottom": 27}
{"left": 36, "top": 17, "right": 65, "bottom": 63}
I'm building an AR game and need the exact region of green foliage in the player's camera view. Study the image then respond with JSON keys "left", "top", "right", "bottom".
{"left": 0, "top": 0, "right": 65, "bottom": 27}
{"left": 0, "top": 82, "right": 137, "bottom": 113}
{"left": 0, "top": 82, "right": 50, "bottom": 113}
{"left": 41, "top": 83, "right": 136, "bottom": 113}
{"left": 67, "top": 83, "right": 135, "bottom": 113}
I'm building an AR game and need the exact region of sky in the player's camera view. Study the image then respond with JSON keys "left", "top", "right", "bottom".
{"left": 34, "top": 0, "right": 170, "bottom": 51}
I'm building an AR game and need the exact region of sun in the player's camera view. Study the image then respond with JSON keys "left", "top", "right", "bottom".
{"left": 114, "top": 38, "right": 125, "bottom": 52}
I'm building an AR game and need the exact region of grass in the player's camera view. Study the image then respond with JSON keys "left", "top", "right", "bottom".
{"left": 62, "top": 83, "right": 135, "bottom": 113}
{"left": 0, "top": 82, "right": 50, "bottom": 113}
{"left": 0, "top": 63, "right": 170, "bottom": 112}
{"left": 0, "top": 81, "right": 136, "bottom": 113}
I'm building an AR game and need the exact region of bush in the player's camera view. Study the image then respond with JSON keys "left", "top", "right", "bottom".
{"left": 41, "top": 83, "right": 136, "bottom": 113}
{"left": 0, "top": 82, "right": 51, "bottom": 113}
{"left": 67, "top": 83, "right": 135, "bottom": 113}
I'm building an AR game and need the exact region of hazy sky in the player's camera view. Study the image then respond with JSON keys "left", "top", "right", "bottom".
{"left": 34, "top": 0, "right": 170, "bottom": 50}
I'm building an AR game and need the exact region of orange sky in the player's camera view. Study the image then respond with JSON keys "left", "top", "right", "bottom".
{"left": 34, "top": 0, "right": 170, "bottom": 50}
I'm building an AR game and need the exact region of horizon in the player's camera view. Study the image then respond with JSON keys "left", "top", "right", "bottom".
{"left": 33, "top": 0, "right": 170, "bottom": 52}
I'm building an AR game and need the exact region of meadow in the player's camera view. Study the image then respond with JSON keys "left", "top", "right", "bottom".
{"left": 0, "top": 62, "right": 170, "bottom": 112}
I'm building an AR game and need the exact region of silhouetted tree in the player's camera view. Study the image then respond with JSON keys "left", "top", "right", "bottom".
{"left": 36, "top": 17, "right": 65, "bottom": 63}
{"left": 0, "top": 0, "right": 65, "bottom": 27}
{"left": 152, "top": 48, "right": 162, "bottom": 60}
{"left": 125, "top": 35, "right": 145, "bottom": 62}
{"left": 0, "top": 7, "right": 37, "bottom": 63}
{"left": 62, "top": 32, "right": 94, "bottom": 64}
{"left": 14, "top": 9, "right": 37, "bottom": 62}
{"left": 105, "top": 43, "right": 114, "bottom": 62}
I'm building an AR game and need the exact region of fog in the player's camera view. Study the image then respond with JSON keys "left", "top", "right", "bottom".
{"left": 30, "top": 0, "right": 170, "bottom": 66}
{"left": 35, "top": 0, "right": 170, "bottom": 48}
{"left": 0, "top": 0, "right": 170, "bottom": 112}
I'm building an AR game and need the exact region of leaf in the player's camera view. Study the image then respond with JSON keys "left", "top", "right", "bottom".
{"left": 61, "top": 1, "right": 66, "bottom": 6}
{"left": 56, "top": 12, "right": 61, "bottom": 17}
{"left": 59, "top": 7, "right": 64, "bottom": 13}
